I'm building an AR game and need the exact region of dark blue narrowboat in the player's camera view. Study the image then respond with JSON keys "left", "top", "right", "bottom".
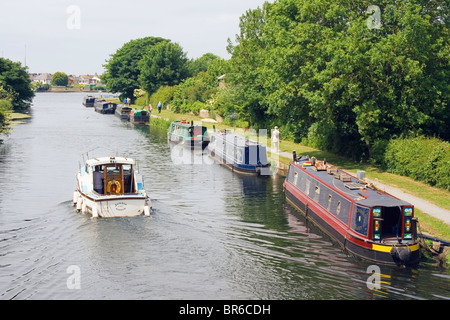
{"left": 207, "top": 130, "right": 271, "bottom": 176}
{"left": 283, "top": 153, "right": 420, "bottom": 266}
{"left": 82, "top": 95, "right": 96, "bottom": 107}
{"left": 94, "top": 99, "right": 117, "bottom": 114}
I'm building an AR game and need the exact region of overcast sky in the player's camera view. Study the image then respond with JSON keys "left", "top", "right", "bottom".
{"left": 0, "top": 0, "right": 268, "bottom": 75}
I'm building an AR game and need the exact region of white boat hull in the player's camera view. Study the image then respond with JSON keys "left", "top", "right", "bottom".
{"left": 74, "top": 191, "right": 150, "bottom": 218}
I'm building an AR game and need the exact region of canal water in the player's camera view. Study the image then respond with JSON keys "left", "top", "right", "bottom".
{"left": 0, "top": 92, "right": 449, "bottom": 300}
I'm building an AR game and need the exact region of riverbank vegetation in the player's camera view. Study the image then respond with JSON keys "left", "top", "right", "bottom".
{"left": 0, "top": 57, "right": 34, "bottom": 134}
{"left": 102, "top": 0, "right": 449, "bottom": 192}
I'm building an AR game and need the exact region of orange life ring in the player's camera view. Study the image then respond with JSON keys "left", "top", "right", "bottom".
{"left": 106, "top": 180, "right": 121, "bottom": 193}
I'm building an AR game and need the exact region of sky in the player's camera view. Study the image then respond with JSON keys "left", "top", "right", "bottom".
{"left": 0, "top": 0, "right": 268, "bottom": 75}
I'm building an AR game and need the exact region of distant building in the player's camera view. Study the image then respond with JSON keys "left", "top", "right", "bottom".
{"left": 68, "top": 75, "right": 80, "bottom": 86}
{"left": 29, "top": 72, "right": 102, "bottom": 86}
{"left": 30, "top": 73, "right": 52, "bottom": 85}
{"left": 78, "top": 73, "right": 101, "bottom": 86}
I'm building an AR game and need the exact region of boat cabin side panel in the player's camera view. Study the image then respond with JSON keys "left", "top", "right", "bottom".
{"left": 287, "top": 165, "right": 352, "bottom": 227}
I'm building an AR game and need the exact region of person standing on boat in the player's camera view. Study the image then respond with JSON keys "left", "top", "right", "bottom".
{"left": 272, "top": 126, "right": 280, "bottom": 153}
{"left": 157, "top": 101, "right": 162, "bottom": 113}
{"left": 93, "top": 166, "right": 104, "bottom": 194}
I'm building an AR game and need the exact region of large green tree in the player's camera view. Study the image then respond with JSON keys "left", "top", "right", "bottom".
{"left": 51, "top": 72, "right": 68, "bottom": 86}
{"left": 102, "top": 36, "right": 168, "bottom": 101}
{"left": 0, "top": 57, "right": 34, "bottom": 111}
{"left": 226, "top": 0, "right": 449, "bottom": 159}
{"left": 138, "top": 41, "right": 190, "bottom": 96}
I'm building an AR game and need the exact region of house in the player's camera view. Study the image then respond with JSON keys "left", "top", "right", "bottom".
{"left": 28, "top": 72, "right": 103, "bottom": 87}
{"left": 30, "top": 73, "right": 52, "bottom": 85}
{"left": 78, "top": 73, "right": 101, "bottom": 86}
{"left": 68, "top": 75, "right": 80, "bottom": 86}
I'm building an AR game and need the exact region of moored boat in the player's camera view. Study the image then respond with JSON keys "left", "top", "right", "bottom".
{"left": 94, "top": 99, "right": 117, "bottom": 114}
{"left": 167, "top": 120, "right": 210, "bottom": 150}
{"left": 207, "top": 130, "right": 271, "bottom": 175}
{"left": 115, "top": 104, "right": 132, "bottom": 121}
{"left": 130, "top": 109, "right": 150, "bottom": 125}
{"left": 283, "top": 153, "right": 420, "bottom": 266}
{"left": 82, "top": 95, "right": 96, "bottom": 107}
{"left": 73, "top": 156, "right": 151, "bottom": 218}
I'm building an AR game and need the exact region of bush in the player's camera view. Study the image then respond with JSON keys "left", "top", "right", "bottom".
{"left": 383, "top": 137, "right": 450, "bottom": 190}
{"left": 0, "top": 98, "right": 13, "bottom": 133}
{"left": 149, "top": 85, "right": 177, "bottom": 109}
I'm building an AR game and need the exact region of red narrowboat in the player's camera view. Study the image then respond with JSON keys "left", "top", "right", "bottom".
{"left": 283, "top": 153, "right": 420, "bottom": 266}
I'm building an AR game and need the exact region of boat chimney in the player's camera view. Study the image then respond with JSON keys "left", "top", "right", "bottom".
{"left": 293, "top": 150, "right": 297, "bottom": 162}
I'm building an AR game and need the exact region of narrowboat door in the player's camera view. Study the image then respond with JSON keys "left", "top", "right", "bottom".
{"left": 371, "top": 206, "right": 416, "bottom": 243}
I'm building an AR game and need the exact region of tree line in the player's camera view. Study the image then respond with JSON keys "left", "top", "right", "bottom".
{"left": 0, "top": 57, "right": 34, "bottom": 134}
{"left": 102, "top": 0, "right": 449, "bottom": 165}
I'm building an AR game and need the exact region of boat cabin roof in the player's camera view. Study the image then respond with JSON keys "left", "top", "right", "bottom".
{"left": 171, "top": 120, "right": 206, "bottom": 128}
{"left": 291, "top": 157, "right": 412, "bottom": 208}
{"left": 211, "top": 130, "right": 265, "bottom": 148}
{"left": 85, "top": 156, "right": 135, "bottom": 167}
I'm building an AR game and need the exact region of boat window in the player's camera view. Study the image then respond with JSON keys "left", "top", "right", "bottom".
{"left": 293, "top": 172, "right": 298, "bottom": 185}
{"left": 327, "top": 194, "right": 332, "bottom": 211}
{"left": 336, "top": 201, "right": 341, "bottom": 216}
{"left": 305, "top": 179, "right": 311, "bottom": 194}
{"left": 314, "top": 186, "right": 320, "bottom": 201}
{"left": 123, "top": 164, "right": 133, "bottom": 193}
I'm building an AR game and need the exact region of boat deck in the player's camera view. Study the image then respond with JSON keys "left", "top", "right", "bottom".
{"left": 291, "top": 157, "right": 411, "bottom": 208}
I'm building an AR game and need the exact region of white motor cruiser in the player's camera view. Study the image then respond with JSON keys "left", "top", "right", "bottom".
{"left": 73, "top": 156, "right": 151, "bottom": 218}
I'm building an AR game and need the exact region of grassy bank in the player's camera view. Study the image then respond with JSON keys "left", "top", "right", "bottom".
{"left": 7, "top": 113, "right": 31, "bottom": 127}
{"left": 111, "top": 99, "right": 450, "bottom": 241}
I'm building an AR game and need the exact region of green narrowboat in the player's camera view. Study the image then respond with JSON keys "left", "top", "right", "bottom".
{"left": 130, "top": 109, "right": 149, "bottom": 125}
{"left": 168, "top": 120, "right": 210, "bottom": 150}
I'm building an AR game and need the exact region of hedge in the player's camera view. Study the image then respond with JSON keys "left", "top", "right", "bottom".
{"left": 382, "top": 137, "right": 449, "bottom": 190}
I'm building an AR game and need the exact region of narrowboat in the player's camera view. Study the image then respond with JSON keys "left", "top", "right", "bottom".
{"left": 94, "top": 99, "right": 117, "bottom": 114}
{"left": 208, "top": 130, "right": 271, "bottom": 175}
{"left": 115, "top": 104, "right": 132, "bottom": 121}
{"left": 130, "top": 109, "right": 150, "bottom": 125}
{"left": 283, "top": 153, "right": 420, "bottom": 266}
{"left": 82, "top": 95, "right": 96, "bottom": 107}
{"left": 167, "top": 120, "right": 210, "bottom": 150}
{"left": 73, "top": 156, "right": 151, "bottom": 218}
